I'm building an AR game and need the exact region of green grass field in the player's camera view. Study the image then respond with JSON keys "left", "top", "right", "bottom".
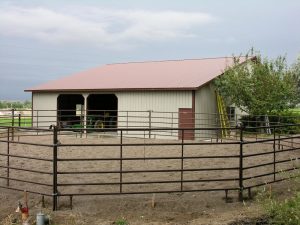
{"left": 0, "top": 117, "right": 32, "bottom": 127}
{"left": 291, "top": 107, "right": 300, "bottom": 114}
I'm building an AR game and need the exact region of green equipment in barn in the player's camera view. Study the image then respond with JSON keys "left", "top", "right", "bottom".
{"left": 71, "top": 112, "right": 113, "bottom": 129}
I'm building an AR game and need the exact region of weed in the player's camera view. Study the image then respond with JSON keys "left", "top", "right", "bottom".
{"left": 256, "top": 174, "right": 300, "bottom": 225}
{"left": 265, "top": 192, "right": 300, "bottom": 225}
{"left": 0, "top": 214, "right": 18, "bottom": 225}
{"left": 113, "top": 218, "right": 129, "bottom": 225}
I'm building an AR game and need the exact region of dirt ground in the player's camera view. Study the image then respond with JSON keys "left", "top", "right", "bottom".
{"left": 0, "top": 132, "right": 299, "bottom": 224}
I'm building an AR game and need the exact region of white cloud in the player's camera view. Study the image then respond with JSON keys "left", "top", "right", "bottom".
{"left": 0, "top": 5, "right": 217, "bottom": 48}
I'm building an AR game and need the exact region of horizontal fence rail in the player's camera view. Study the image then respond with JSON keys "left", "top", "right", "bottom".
{"left": 0, "top": 123, "right": 299, "bottom": 211}
{"left": 1, "top": 109, "right": 299, "bottom": 140}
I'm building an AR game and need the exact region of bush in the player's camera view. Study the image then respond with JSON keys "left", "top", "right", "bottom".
{"left": 239, "top": 112, "right": 300, "bottom": 134}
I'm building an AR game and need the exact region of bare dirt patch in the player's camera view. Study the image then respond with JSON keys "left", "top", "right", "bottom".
{"left": 0, "top": 132, "right": 299, "bottom": 224}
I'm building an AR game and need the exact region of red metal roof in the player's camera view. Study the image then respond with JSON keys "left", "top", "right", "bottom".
{"left": 25, "top": 57, "right": 249, "bottom": 92}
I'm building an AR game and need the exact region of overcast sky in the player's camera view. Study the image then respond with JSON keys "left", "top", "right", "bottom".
{"left": 0, "top": 0, "right": 299, "bottom": 100}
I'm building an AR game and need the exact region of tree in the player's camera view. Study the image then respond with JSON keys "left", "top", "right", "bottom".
{"left": 23, "top": 100, "right": 32, "bottom": 109}
{"left": 290, "top": 55, "right": 300, "bottom": 99}
{"left": 214, "top": 52, "right": 300, "bottom": 115}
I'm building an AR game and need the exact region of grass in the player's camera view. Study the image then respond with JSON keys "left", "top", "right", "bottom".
{"left": 256, "top": 172, "right": 300, "bottom": 225}
{"left": 0, "top": 117, "right": 32, "bottom": 127}
{"left": 113, "top": 218, "right": 129, "bottom": 225}
{"left": 289, "top": 107, "right": 300, "bottom": 115}
{"left": 266, "top": 193, "right": 300, "bottom": 225}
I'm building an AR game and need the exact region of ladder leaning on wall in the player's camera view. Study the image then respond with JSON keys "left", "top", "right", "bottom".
{"left": 216, "top": 91, "right": 230, "bottom": 138}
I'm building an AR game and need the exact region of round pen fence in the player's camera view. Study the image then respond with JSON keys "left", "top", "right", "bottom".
{"left": 0, "top": 124, "right": 299, "bottom": 211}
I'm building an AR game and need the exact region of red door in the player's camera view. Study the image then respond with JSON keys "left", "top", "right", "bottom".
{"left": 178, "top": 108, "right": 195, "bottom": 140}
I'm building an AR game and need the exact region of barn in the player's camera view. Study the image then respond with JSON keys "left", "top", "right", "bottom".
{"left": 25, "top": 57, "right": 248, "bottom": 139}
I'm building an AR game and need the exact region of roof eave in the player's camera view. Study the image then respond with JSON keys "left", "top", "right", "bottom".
{"left": 25, "top": 87, "right": 198, "bottom": 93}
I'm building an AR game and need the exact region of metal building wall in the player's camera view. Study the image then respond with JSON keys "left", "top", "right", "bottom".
{"left": 116, "top": 91, "right": 192, "bottom": 139}
{"left": 194, "top": 83, "right": 218, "bottom": 139}
{"left": 31, "top": 90, "right": 199, "bottom": 139}
{"left": 32, "top": 92, "right": 58, "bottom": 128}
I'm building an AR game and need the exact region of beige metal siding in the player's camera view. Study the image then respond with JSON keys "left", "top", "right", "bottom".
{"left": 32, "top": 92, "right": 58, "bottom": 128}
{"left": 117, "top": 91, "right": 192, "bottom": 112}
{"left": 116, "top": 91, "right": 192, "bottom": 138}
{"left": 32, "top": 90, "right": 193, "bottom": 138}
{"left": 195, "top": 83, "right": 218, "bottom": 139}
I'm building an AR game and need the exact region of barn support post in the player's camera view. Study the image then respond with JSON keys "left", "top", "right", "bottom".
{"left": 238, "top": 125, "right": 244, "bottom": 201}
{"left": 52, "top": 126, "right": 58, "bottom": 211}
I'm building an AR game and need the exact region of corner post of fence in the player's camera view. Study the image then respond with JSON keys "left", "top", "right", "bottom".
{"left": 52, "top": 125, "right": 58, "bottom": 211}
{"left": 11, "top": 108, "right": 15, "bottom": 141}
{"left": 120, "top": 130, "right": 123, "bottom": 193}
{"left": 181, "top": 129, "right": 184, "bottom": 191}
{"left": 238, "top": 125, "right": 244, "bottom": 201}
{"left": 7, "top": 127, "right": 10, "bottom": 187}
{"left": 148, "top": 110, "right": 152, "bottom": 139}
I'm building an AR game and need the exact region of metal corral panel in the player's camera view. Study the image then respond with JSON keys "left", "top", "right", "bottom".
{"left": 194, "top": 83, "right": 218, "bottom": 139}
{"left": 32, "top": 92, "right": 58, "bottom": 128}
{"left": 116, "top": 91, "right": 192, "bottom": 139}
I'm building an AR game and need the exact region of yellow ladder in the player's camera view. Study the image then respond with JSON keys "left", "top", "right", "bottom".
{"left": 216, "top": 91, "right": 230, "bottom": 138}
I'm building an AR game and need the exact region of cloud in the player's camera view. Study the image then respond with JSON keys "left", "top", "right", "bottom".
{"left": 0, "top": 5, "right": 217, "bottom": 48}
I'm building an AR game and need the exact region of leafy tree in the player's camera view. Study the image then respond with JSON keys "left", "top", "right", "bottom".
{"left": 290, "top": 55, "right": 300, "bottom": 99}
{"left": 0, "top": 100, "right": 32, "bottom": 109}
{"left": 23, "top": 100, "right": 32, "bottom": 109}
{"left": 214, "top": 52, "right": 300, "bottom": 115}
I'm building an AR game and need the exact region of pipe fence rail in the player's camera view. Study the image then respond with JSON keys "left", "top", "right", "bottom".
{"left": 1, "top": 109, "right": 299, "bottom": 136}
{"left": 0, "top": 124, "right": 299, "bottom": 211}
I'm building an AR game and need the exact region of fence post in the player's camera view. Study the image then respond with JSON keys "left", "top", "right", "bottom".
{"left": 11, "top": 108, "right": 15, "bottom": 141}
{"left": 238, "top": 125, "right": 244, "bottom": 201}
{"left": 148, "top": 110, "right": 152, "bottom": 139}
{"left": 120, "top": 130, "right": 123, "bottom": 193}
{"left": 273, "top": 128, "right": 276, "bottom": 181}
{"left": 18, "top": 113, "right": 21, "bottom": 127}
{"left": 181, "top": 129, "right": 184, "bottom": 191}
{"left": 31, "top": 109, "right": 33, "bottom": 127}
{"left": 52, "top": 126, "right": 58, "bottom": 211}
{"left": 7, "top": 127, "right": 10, "bottom": 187}
{"left": 126, "top": 111, "right": 129, "bottom": 134}
{"left": 80, "top": 105, "right": 83, "bottom": 138}
{"left": 36, "top": 110, "right": 39, "bottom": 135}
{"left": 278, "top": 132, "right": 281, "bottom": 150}
{"left": 171, "top": 112, "right": 174, "bottom": 137}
